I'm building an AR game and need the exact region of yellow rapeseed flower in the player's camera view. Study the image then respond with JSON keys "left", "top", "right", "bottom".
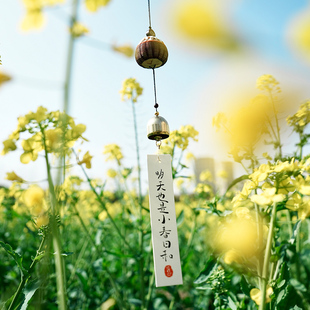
{"left": 103, "top": 144, "right": 123, "bottom": 165}
{"left": 0, "top": 71, "right": 11, "bottom": 87}
{"left": 107, "top": 168, "right": 117, "bottom": 178}
{"left": 78, "top": 151, "right": 93, "bottom": 169}
{"left": 120, "top": 78, "right": 143, "bottom": 103}
{"left": 85, "top": 0, "right": 111, "bottom": 12}
{"left": 199, "top": 169, "right": 213, "bottom": 182}
{"left": 36, "top": 213, "right": 49, "bottom": 227}
{"left": 112, "top": 44, "right": 134, "bottom": 58}
{"left": 250, "top": 286, "right": 273, "bottom": 305}
{"left": 70, "top": 22, "right": 89, "bottom": 38}
{"left": 24, "top": 185, "right": 45, "bottom": 208}
{"left": 250, "top": 187, "right": 286, "bottom": 206}
{"left": 1, "top": 139, "right": 17, "bottom": 155}
{"left": 256, "top": 74, "right": 281, "bottom": 93}
{"left": 5, "top": 171, "right": 25, "bottom": 183}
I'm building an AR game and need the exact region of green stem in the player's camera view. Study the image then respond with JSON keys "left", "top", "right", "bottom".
{"left": 75, "top": 150, "right": 135, "bottom": 252}
{"left": 41, "top": 127, "right": 67, "bottom": 310}
{"left": 130, "top": 99, "right": 145, "bottom": 307}
{"left": 8, "top": 237, "right": 46, "bottom": 310}
{"left": 63, "top": 0, "right": 79, "bottom": 114}
{"left": 72, "top": 204, "right": 125, "bottom": 309}
{"left": 268, "top": 91, "right": 282, "bottom": 158}
{"left": 259, "top": 203, "right": 277, "bottom": 310}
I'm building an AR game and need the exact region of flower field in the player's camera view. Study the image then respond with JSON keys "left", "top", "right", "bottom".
{"left": 1, "top": 1, "right": 310, "bottom": 310}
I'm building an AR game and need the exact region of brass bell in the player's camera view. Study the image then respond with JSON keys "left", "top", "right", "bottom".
{"left": 135, "top": 28, "right": 168, "bottom": 69}
{"left": 147, "top": 114, "right": 170, "bottom": 141}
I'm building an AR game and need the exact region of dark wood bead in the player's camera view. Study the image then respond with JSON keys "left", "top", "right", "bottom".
{"left": 135, "top": 36, "right": 168, "bottom": 69}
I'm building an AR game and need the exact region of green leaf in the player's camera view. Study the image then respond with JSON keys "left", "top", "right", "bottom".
{"left": 276, "top": 289, "right": 286, "bottom": 305}
{"left": 18, "top": 281, "right": 40, "bottom": 310}
{"left": 289, "top": 279, "right": 307, "bottom": 293}
{"left": 226, "top": 175, "right": 249, "bottom": 192}
{"left": 240, "top": 276, "right": 251, "bottom": 296}
{"left": 289, "top": 220, "right": 301, "bottom": 245}
{"left": 289, "top": 306, "right": 303, "bottom": 310}
{"left": 194, "top": 256, "right": 218, "bottom": 285}
{"left": 0, "top": 241, "right": 28, "bottom": 277}
{"left": 176, "top": 210, "right": 184, "bottom": 226}
{"left": 228, "top": 296, "right": 237, "bottom": 310}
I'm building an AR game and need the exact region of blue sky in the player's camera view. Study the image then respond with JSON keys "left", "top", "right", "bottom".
{"left": 0, "top": 0, "right": 310, "bottom": 190}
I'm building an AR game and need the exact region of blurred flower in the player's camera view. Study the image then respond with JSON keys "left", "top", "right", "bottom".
{"left": 120, "top": 78, "right": 143, "bottom": 103}
{"left": 287, "top": 100, "right": 310, "bottom": 134}
{"left": 212, "top": 216, "right": 261, "bottom": 260}
{"left": 217, "top": 170, "right": 228, "bottom": 179}
{"left": 287, "top": 7, "right": 310, "bottom": 63}
{"left": 223, "top": 249, "right": 243, "bottom": 265}
{"left": 175, "top": 178, "right": 184, "bottom": 190}
{"left": 107, "top": 168, "right": 117, "bottom": 178}
{"left": 256, "top": 74, "right": 281, "bottom": 93}
{"left": 24, "top": 185, "right": 45, "bottom": 208}
{"left": 36, "top": 213, "right": 49, "bottom": 227}
{"left": 78, "top": 151, "right": 93, "bottom": 169}
{"left": 112, "top": 44, "right": 134, "bottom": 57}
{"left": 5, "top": 171, "right": 25, "bottom": 183}
{"left": 171, "top": 0, "right": 239, "bottom": 51}
{"left": 70, "top": 22, "right": 89, "bottom": 38}
{"left": 212, "top": 112, "right": 227, "bottom": 131}
{"left": 250, "top": 286, "right": 273, "bottom": 305}
{"left": 85, "top": 0, "right": 111, "bottom": 12}
{"left": 103, "top": 144, "right": 123, "bottom": 165}
{"left": 185, "top": 152, "right": 195, "bottom": 161}
{"left": 199, "top": 169, "right": 213, "bottom": 182}
{"left": 21, "top": 0, "right": 65, "bottom": 30}
{"left": 1, "top": 139, "right": 17, "bottom": 155}
{"left": 250, "top": 164, "right": 271, "bottom": 183}
{"left": 20, "top": 133, "right": 43, "bottom": 164}
{"left": 0, "top": 71, "right": 11, "bottom": 87}
{"left": 101, "top": 298, "right": 116, "bottom": 310}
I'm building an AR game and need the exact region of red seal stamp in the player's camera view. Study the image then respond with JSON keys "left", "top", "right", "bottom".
{"left": 164, "top": 265, "right": 173, "bottom": 277}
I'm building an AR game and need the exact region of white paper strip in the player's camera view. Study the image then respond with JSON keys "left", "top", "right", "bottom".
{"left": 147, "top": 154, "right": 183, "bottom": 287}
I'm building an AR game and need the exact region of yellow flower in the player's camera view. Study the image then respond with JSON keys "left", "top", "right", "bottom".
{"left": 21, "top": 9, "right": 45, "bottom": 31}
{"left": 36, "top": 213, "right": 49, "bottom": 227}
{"left": 195, "top": 183, "right": 212, "bottom": 194}
{"left": 120, "top": 78, "right": 143, "bottom": 103}
{"left": 107, "top": 168, "right": 117, "bottom": 178}
{"left": 112, "top": 44, "right": 134, "bottom": 57}
{"left": 172, "top": 0, "right": 238, "bottom": 51}
{"left": 287, "top": 100, "right": 310, "bottom": 133}
{"left": 286, "top": 192, "right": 302, "bottom": 211}
{"left": 199, "top": 169, "right": 213, "bottom": 182}
{"left": 0, "top": 71, "right": 11, "bottom": 87}
{"left": 45, "top": 128, "right": 62, "bottom": 151}
{"left": 175, "top": 178, "right": 184, "bottom": 190}
{"left": 250, "top": 286, "right": 273, "bottom": 305}
{"left": 212, "top": 112, "right": 227, "bottom": 131}
{"left": 1, "top": 139, "right": 17, "bottom": 155}
{"left": 24, "top": 185, "right": 45, "bottom": 207}
{"left": 85, "top": 0, "right": 111, "bottom": 12}
{"left": 250, "top": 164, "right": 271, "bottom": 183}
{"left": 235, "top": 207, "right": 251, "bottom": 220}
{"left": 215, "top": 215, "right": 262, "bottom": 259}
{"left": 78, "top": 151, "right": 93, "bottom": 169}
{"left": 250, "top": 187, "right": 286, "bottom": 206}
{"left": 223, "top": 249, "right": 243, "bottom": 265}
{"left": 256, "top": 74, "right": 280, "bottom": 93}
{"left": 5, "top": 172, "right": 25, "bottom": 183}
{"left": 70, "top": 22, "right": 89, "bottom": 38}
{"left": 103, "top": 144, "right": 123, "bottom": 165}
{"left": 217, "top": 170, "right": 228, "bottom": 179}
{"left": 293, "top": 175, "right": 310, "bottom": 195}
{"left": 287, "top": 8, "right": 310, "bottom": 62}
{"left": 185, "top": 152, "right": 195, "bottom": 162}
{"left": 273, "top": 159, "right": 300, "bottom": 173}
{"left": 20, "top": 134, "right": 43, "bottom": 164}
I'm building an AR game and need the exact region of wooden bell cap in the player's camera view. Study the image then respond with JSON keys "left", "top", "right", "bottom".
{"left": 135, "top": 28, "right": 168, "bottom": 69}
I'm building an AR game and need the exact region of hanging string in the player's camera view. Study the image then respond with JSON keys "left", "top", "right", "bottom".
{"left": 152, "top": 68, "right": 159, "bottom": 113}
{"left": 147, "top": 0, "right": 152, "bottom": 29}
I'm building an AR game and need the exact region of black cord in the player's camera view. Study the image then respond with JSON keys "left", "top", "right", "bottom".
{"left": 152, "top": 68, "right": 159, "bottom": 112}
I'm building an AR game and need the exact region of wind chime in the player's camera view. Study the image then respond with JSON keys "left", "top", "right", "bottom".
{"left": 135, "top": 0, "right": 170, "bottom": 148}
{"left": 135, "top": 0, "right": 183, "bottom": 287}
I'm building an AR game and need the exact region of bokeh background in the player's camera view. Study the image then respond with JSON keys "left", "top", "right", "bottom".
{"left": 1, "top": 0, "right": 310, "bottom": 191}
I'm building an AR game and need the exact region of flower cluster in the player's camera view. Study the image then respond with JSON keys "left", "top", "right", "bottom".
{"left": 119, "top": 78, "right": 143, "bottom": 103}
{"left": 1, "top": 106, "right": 87, "bottom": 164}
